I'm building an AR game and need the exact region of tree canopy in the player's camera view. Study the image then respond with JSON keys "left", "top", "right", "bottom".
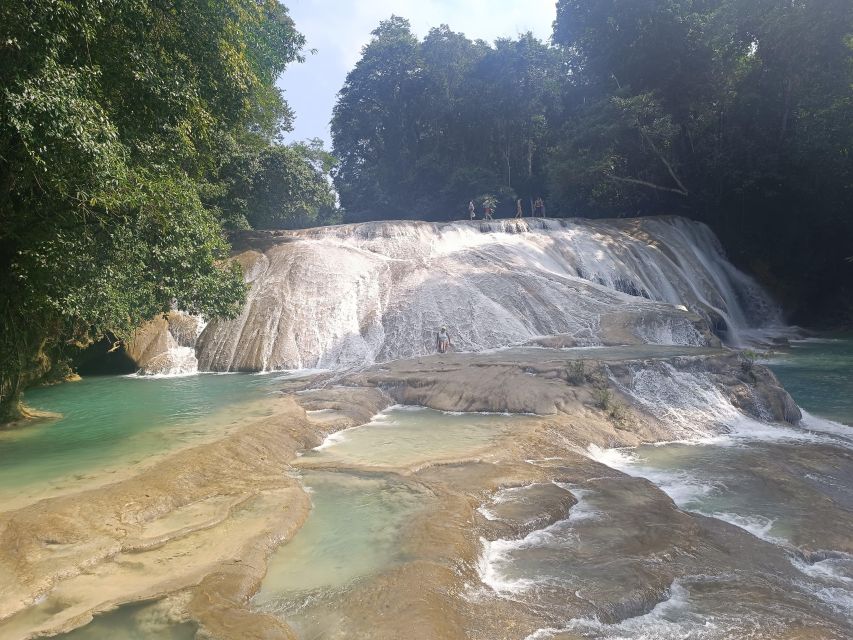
{"left": 549, "top": 0, "right": 853, "bottom": 321}
{"left": 332, "top": 4, "right": 853, "bottom": 323}
{"left": 332, "top": 17, "right": 563, "bottom": 220}
{"left": 0, "top": 0, "right": 334, "bottom": 420}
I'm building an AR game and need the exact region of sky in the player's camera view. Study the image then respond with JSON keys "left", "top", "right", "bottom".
{"left": 277, "top": 0, "right": 558, "bottom": 147}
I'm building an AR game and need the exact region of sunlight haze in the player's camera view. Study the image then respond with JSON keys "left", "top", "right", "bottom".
{"left": 279, "top": 0, "right": 558, "bottom": 145}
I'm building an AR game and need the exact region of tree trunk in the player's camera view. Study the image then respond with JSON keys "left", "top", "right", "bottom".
{"left": 0, "top": 310, "right": 52, "bottom": 426}
{"left": 779, "top": 77, "right": 793, "bottom": 143}
{"left": 505, "top": 142, "right": 512, "bottom": 188}
{"left": 0, "top": 380, "right": 23, "bottom": 425}
{"left": 527, "top": 139, "right": 534, "bottom": 178}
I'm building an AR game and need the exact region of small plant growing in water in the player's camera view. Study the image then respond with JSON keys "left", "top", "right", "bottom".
{"left": 740, "top": 349, "right": 759, "bottom": 378}
{"left": 741, "top": 349, "right": 759, "bottom": 362}
{"left": 607, "top": 400, "right": 630, "bottom": 424}
{"left": 593, "top": 387, "right": 631, "bottom": 425}
{"left": 566, "top": 359, "right": 586, "bottom": 385}
{"left": 593, "top": 388, "right": 612, "bottom": 410}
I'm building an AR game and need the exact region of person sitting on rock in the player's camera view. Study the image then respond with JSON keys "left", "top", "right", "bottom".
{"left": 436, "top": 326, "right": 451, "bottom": 353}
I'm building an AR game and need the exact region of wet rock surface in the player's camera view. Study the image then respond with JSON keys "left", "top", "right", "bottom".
{"left": 196, "top": 217, "right": 780, "bottom": 373}
{"left": 0, "top": 346, "right": 848, "bottom": 640}
{"left": 125, "top": 312, "right": 205, "bottom": 376}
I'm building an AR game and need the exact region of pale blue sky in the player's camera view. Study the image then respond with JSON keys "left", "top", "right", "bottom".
{"left": 277, "top": 0, "right": 558, "bottom": 147}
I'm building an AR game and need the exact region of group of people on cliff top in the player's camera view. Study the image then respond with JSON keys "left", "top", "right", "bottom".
{"left": 468, "top": 197, "right": 545, "bottom": 221}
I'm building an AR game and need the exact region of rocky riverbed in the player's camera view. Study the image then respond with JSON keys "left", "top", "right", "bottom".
{"left": 4, "top": 345, "right": 847, "bottom": 640}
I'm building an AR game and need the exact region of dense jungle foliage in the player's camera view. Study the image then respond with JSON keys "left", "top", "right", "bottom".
{"left": 0, "top": 0, "right": 335, "bottom": 421}
{"left": 332, "top": 1, "right": 853, "bottom": 325}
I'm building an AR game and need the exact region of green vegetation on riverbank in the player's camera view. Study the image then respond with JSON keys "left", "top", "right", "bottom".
{"left": 0, "top": 1, "right": 336, "bottom": 421}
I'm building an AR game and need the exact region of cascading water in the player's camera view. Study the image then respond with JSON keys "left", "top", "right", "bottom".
{"left": 485, "top": 342, "right": 853, "bottom": 640}
{"left": 608, "top": 361, "right": 747, "bottom": 438}
{"left": 196, "top": 216, "right": 783, "bottom": 372}
{"left": 136, "top": 312, "right": 207, "bottom": 376}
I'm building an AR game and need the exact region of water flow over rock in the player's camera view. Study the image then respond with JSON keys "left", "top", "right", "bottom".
{"left": 128, "top": 312, "right": 207, "bottom": 376}
{"left": 197, "top": 216, "right": 782, "bottom": 372}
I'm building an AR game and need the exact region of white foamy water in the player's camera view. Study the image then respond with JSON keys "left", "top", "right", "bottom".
{"left": 197, "top": 217, "right": 783, "bottom": 372}
{"left": 609, "top": 362, "right": 743, "bottom": 439}
{"left": 709, "top": 513, "right": 783, "bottom": 543}
{"left": 477, "top": 484, "right": 536, "bottom": 521}
{"left": 586, "top": 431, "right": 845, "bottom": 548}
{"left": 525, "top": 580, "right": 705, "bottom": 640}
{"left": 137, "top": 312, "right": 207, "bottom": 376}
{"left": 583, "top": 428, "right": 853, "bottom": 628}
{"left": 478, "top": 486, "right": 596, "bottom": 595}
{"left": 586, "top": 443, "right": 720, "bottom": 508}
{"left": 533, "top": 349, "right": 853, "bottom": 638}
{"left": 136, "top": 345, "right": 200, "bottom": 378}
{"left": 477, "top": 481, "right": 575, "bottom": 524}
{"left": 609, "top": 358, "right": 847, "bottom": 447}
{"left": 790, "top": 554, "right": 853, "bottom": 616}
{"left": 523, "top": 577, "right": 793, "bottom": 640}
{"left": 585, "top": 433, "right": 853, "bottom": 629}
{"left": 798, "top": 410, "right": 853, "bottom": 445}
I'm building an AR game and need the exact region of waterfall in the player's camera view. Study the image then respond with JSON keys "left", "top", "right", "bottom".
{"left": 196, "top": 216, "right": 784, "bottom": 372}
{"left": 135, "top": 312, "right": 207, "bottom": 376}
{"left": 609, "top": 361, "right": 745, "bottom": 439}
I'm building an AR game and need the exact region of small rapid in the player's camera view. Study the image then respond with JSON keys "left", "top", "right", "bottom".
{"left": 580, "top": 436, "right": 853, "bottom": 634}
{"left": 481, "top": 337, "right": 853, "bottom": 640}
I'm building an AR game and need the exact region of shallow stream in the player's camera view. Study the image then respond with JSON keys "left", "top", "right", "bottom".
{"left": 45, "top": 601, "right": 196, "bottom": 640}
{"left": 253, "top": 406, "right": 526, "bottom": 638}
{"left": 300, "top": 405, "right": 529, "bottom": 469}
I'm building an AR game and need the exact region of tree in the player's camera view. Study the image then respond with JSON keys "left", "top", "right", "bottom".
{"left": 0, "top": 0, "right": 306, "bottom": 421}
{"left": 549, "top": 0, "right": 853, "bottom": 321}
{"left": 469, "top": 35, "right": 562, "bottom": 198}
{"left": 332, "top": 16, "right": 423, "bottom": 219}
{"left": 209, "top": 139, "right": 338, "bottom": 230}
{"left": 331, "top": 18, "right": 562, "bottom": 220}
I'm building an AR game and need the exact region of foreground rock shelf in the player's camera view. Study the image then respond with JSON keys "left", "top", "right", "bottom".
{"left": 1, "top": 346, "right": 847, "bottom": 640}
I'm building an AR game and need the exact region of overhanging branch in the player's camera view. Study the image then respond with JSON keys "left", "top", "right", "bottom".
{"left": 605, "top": 172, "right": 690, "bottom": 196}
{"left": 638, "top": 128, "right": 689, "bottom": 196}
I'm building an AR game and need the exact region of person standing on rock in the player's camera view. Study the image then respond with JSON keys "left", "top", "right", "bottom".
{"left": 515, "top": 198, "right": 524, "bottom": 218}
{"left": 436, "top": 326, "right": 451, "bottom": 353}
{"left": 533, "top": 196, "right": 544, "bottom": 217}
{"left": 483, "top": 200, "right": 494, "bottom": 220}
{"left": 468, "top": 200, "right": 476, "bottom": 220}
